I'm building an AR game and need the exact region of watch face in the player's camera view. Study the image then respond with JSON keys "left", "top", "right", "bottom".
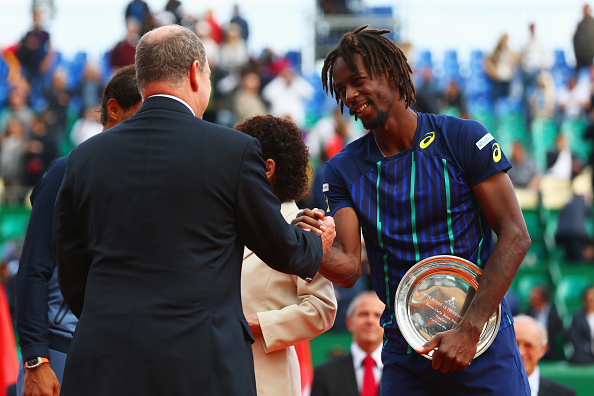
{"left": 25, "top": 357, "right": 41, "bottom": 368}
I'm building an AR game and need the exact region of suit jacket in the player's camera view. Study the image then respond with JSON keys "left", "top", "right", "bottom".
{"left": 241, "top": 201, "right": 337, "bottom": 396}
{"left": 54, "top": 96, "right": 323, "bottom": 396}
{"left": 310, "top": 352, "right": 381, "bottom": 396}
{"left": 568, "top": 310, "right": 594, "bottom": 364}
{"left": 530, "top": 305, "right": 565, "bottom": 360}
{"left": 539, "top": 376, "right": 576, "bottom": 396}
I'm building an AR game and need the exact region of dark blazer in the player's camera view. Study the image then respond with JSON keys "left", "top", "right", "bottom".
{"left": 529, "top": 305, "right": 565, "bottom": 360}
{"left": 54, "top": 96, "right": 323, "bottom": 396}
{"left": 539, "top": 376, "right": 576, "bottom": 396}
{"left": 567, "top": 310, "right": 594, "bottom": 364}
{"left": 310, "top": 352, "right": 381, "bottom": 396}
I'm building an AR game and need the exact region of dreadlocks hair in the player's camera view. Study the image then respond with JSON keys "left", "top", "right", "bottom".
{"left": 321, "top": 25, "right": 416, "bottom": 114}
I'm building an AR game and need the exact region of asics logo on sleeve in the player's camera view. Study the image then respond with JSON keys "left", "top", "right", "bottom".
{"left": 492, "top": 143, "right": 501, "bottom": 162}
{"left": 419, "top": 132, "right": 435, "bottom": 149}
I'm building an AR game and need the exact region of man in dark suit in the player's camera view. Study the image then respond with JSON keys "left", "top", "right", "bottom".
{"left": 53, "top": 25, "right": 336, "bottom": 396}
{"left": 514, "top": 315, "right": 576, "bottom": 396}
{"left": 311, "top": 291, "right": 384, "bottom": 396}
{"left": 527, "top": 286, "right": 565, "bottom": 360}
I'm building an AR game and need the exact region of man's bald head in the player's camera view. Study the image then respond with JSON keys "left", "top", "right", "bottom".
{"left": 135, "top": 24, "right": 207, "bottom": 97}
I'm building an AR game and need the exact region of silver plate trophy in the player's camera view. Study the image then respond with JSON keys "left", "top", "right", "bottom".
{"left": 395, "top": 255, "right": 501, "bottom": 360}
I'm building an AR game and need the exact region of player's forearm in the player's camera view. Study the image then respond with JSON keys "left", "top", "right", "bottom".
{"left": 460, "top": 232, "right": 531, "bottom": 330}
{"left": 318, "top": 246, "right": 361, "bottom": 288}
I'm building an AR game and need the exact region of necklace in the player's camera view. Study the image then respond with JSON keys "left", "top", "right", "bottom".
{"left": 374, "top": 133, "right": 387, "bottom": 157}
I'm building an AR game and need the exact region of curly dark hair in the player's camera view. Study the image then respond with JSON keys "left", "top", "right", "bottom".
{"left": 235, "top": 115, "right": 310, "bottom": 203}
{"left": 321, "top": 25, "right": 416, "bottom": 113}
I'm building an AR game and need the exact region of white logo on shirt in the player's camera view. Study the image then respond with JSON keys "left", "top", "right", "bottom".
{"left": 476, "top": 133, "right": 494, "bottom": 150}
{"left": 322, "top": 183, "right": 329, "bottom": 192}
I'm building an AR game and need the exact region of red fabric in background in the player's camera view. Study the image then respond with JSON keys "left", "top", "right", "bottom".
{"left": 295, "top": 340, "right": 313, "bottom": 396}
{"left": 0, "top": 284, "right": 18, "bottom": 396}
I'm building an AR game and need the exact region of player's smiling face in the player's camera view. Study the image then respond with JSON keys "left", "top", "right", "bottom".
{"left": 332, "top": 53, "right": 395, "bottom": 130}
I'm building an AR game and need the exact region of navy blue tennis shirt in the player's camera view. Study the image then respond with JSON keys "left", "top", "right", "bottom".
{"left": 323, "top": 112, "right": 514, "bottom": 354}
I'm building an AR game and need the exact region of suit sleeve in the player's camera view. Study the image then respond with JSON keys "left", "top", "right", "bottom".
{"left": 235, "top": 139, "right": 322, "bottom": 280}
{"left": 258, "top": 273, "right": 337, "bottom": 353}
{"left": 53, "top": 155, "right": 92, "bottom": 318}
{"left": 15, "top": 158, "right": 66, "bottom": 360}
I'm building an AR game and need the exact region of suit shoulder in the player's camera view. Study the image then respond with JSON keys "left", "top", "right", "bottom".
{"left": 540, "top": 376, "right": 577, "bottom": 396}
{"left": 314, "top": 353, "right": 353, "bottom": 375}
{"left": 195, "top": 119, "right": 259, "bottom": 153}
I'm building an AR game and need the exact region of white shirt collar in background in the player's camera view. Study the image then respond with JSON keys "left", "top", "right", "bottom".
{"left": 350, "top": 342, "right": 383, "bottom": 392}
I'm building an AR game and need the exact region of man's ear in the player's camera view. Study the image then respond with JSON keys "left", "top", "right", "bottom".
{"left": 265, "top": 159, "right": 276, "bottom": 180}
{"left": 106, "top": 98, "right": 121, "bottom": 122}
{"left": 189, "top": 60, "right": 200, "bottom": 92}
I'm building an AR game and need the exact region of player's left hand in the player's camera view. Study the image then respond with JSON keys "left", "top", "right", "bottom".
{"left": 416, "top": 323, "right": 481, "bottom": 373}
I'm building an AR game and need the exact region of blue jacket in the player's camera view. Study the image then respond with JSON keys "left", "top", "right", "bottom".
{"left": 16, "top": 157, "right": 77, "bottom": 361}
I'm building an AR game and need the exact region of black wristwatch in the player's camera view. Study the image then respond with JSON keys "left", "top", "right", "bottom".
{"left": 24, "top": 357, "right": 49, "bottom": 369}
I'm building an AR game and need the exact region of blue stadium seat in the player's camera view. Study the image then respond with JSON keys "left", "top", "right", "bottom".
{"left": 415, "top": 50, "right": 433, "bottom": 70}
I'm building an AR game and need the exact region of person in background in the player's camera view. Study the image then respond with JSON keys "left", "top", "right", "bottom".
{"left": 110, "top": 18, "right": 141, "bottom": 70}
{"left": 236, "top": 115, "right": 337, "bottom": 396}
{"left": 230, "top": 4, "right": 249, "bottom": 41}
{"left": 15, "top": 64, "right": 142, "bottom": 396}
{"left": 546, "top": 133, "right": 582, "bottom": 181}
{"left": 484, "top": 33, "right": 517, "bottom": 103}
{"left": 125, "top": 0, "right": 152, "bottom": 35}
{"left": 555, "top": 194, "right": 592, "bottom": 261}
{"left": 526, "top": 286, "right": 565, "bottom": 360}
{"left": 69, "top": 104, "right": 103, "bottom": 147}
{"left": 233, "top": 71, "right": 267, "bottom": 121}
{"left": 567, "top": 286, "right": 594, "bottom": 364}
{"left": 520, "top": 23, "right": 552, "bottom": 126}
{"left": 0, "top": 117, "right": 28, "bottom": 205}
{"left": 310, "top": 291, "right": 384, "bottom": 396}
{"left": 573, "top": 3, "right": 594, "bottom": 74}
{"left": 262, "top": 65, "right": 314, "bottom": 128}
{"left": 514, "top": 315, "right": 576, "bottom": 396}
{"left": 508, "top": 140, "right": 541, "bottom": 190}
{"left": 16, "top": 9, "right": 52, "bottom": 83}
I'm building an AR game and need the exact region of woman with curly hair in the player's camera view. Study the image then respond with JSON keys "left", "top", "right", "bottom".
{"left": 235, "top": 115, "right": 337, "bottom": 396}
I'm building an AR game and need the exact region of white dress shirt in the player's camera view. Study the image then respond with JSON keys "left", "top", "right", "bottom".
{"left": 527, "top": 366, "right": 540, "bottom": 396}
{"left": 350, "top": 342, "right": 383, "bottom": 393}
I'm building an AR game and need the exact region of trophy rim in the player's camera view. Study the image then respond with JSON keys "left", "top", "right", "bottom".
{"left": 395, "top": 255, "right": 502, "bottom": 360}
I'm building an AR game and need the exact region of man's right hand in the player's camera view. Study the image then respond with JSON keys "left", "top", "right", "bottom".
{"left": 320, "top": 216, "right": 336, "bottom": 254}
{"left": 23, "top": 363, "right": 60, "bottom": 396}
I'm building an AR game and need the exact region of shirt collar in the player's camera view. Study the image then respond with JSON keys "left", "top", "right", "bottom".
{"left": 149, "top": 94, "right": 195, "bottom": 116}
{"left": 350, "top": 342, "right": 383, "bottom": 369}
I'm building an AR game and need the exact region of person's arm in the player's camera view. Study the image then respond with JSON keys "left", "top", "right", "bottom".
{"left": 235, "top": 139, "right": 334, "bottom": 280}
{"left": 417, "top": 172, "right": 531, "bottom": 372}
{"left": 16, "top": 158, "right": 66, "bottom": 396}
{"left": 251, "top": 272, "right": 337, "bottom": 352}
{"left": 292, "top": 207, "right": 362, "bottom": 288}
{"left": 54, "top": 155, "right": 93, "bottom": 318}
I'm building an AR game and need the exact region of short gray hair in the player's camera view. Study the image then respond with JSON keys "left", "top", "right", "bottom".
{"left": 346, "top": 291, "right": 380, "bottom": 318}
{"left": 135, "top": 25, "right": 207, "bottom": 95}
{"left": 514, "top": 314, "right": 548, "bottom": 345}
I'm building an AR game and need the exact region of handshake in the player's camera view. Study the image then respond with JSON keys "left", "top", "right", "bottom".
{"left": 292, "top": 208, "right": 336, "bottom": 254}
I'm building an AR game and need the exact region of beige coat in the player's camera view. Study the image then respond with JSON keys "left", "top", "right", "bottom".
{"left": 241, "top": 201, "right": 337, "bottom": 396}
